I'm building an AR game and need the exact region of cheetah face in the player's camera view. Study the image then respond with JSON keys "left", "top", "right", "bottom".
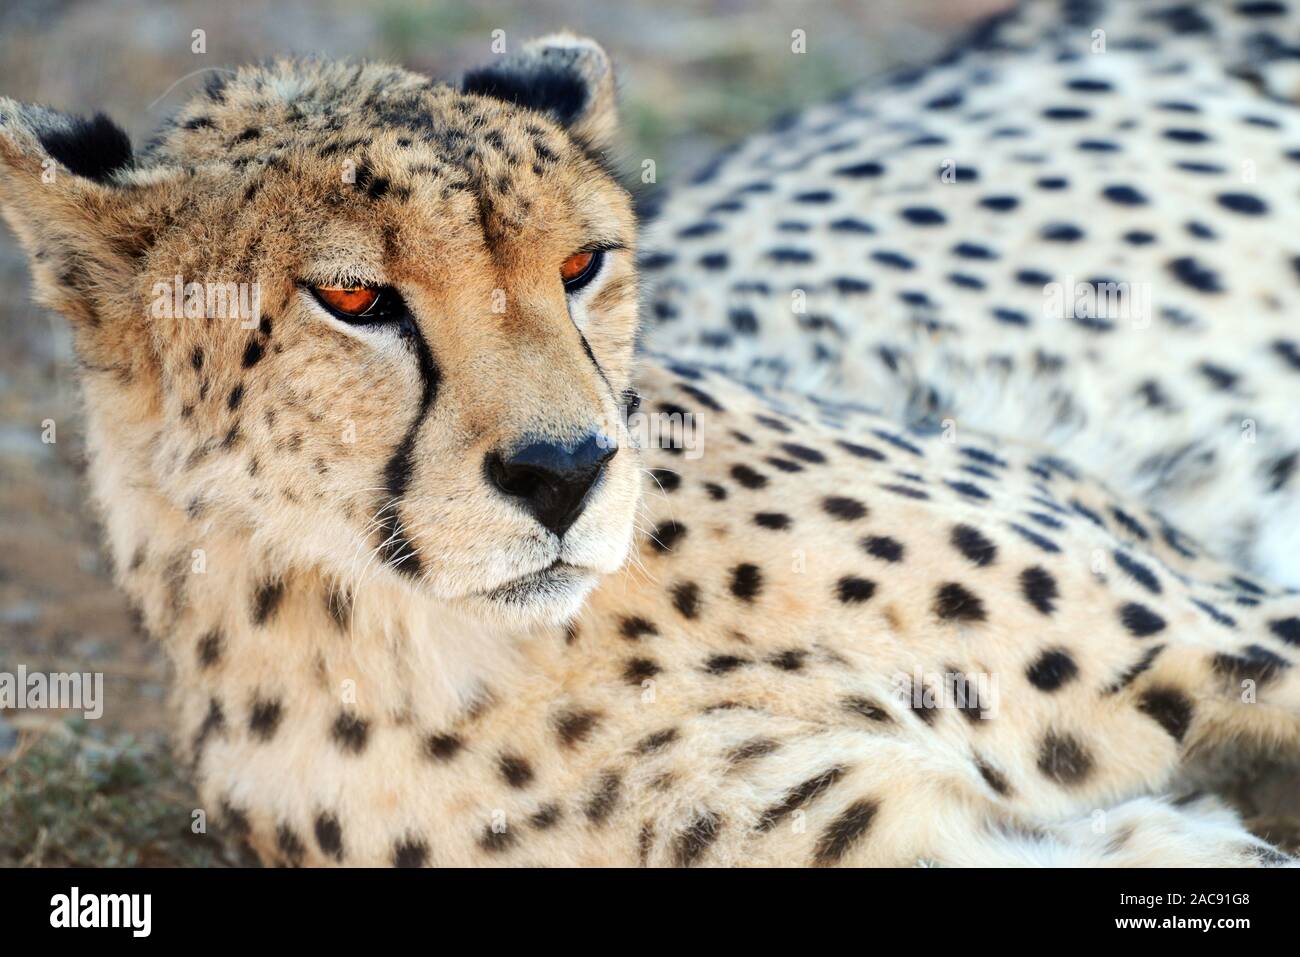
{"left": 0, "top": 37, "right": 641, "bottom": 627}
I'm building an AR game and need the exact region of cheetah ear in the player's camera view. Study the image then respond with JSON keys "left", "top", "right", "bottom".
{"left": 462, "top": 33, "right": 618, "bottom": 153}
{"left": 0, "top": 99, "right": 160, "bottom": 328}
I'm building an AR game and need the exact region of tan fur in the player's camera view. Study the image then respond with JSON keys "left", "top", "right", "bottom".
{"left": 1, "top": 39, "right": 1298, "bottom": 867}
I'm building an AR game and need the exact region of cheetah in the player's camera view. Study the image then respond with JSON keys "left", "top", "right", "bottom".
{"left": 641, "top": 0, "right": 1300, "bottom": 590}
{"left": 1, "top": 30, "right": 1298, "bottom": 868}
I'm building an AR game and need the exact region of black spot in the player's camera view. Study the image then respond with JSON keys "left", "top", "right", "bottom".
{"left": 754, "top": 512, "right": 792, "bottom": 530}
{"left": 781, "top": 443, "right": 826, "bottom": 464}
{"left": 1120, "top": 602, "right": 1167, "bottom": 637}
{"left": 1007, "top": 523, "right": 1061, "bottom": 554}
{"left": 530, "top": 804, "right": 563, "bottom": 830}
{"left": 37, "top": 112, "right": 133, "bottom": 183}
{"left": 326, "top": 588, "right": 351, "bottom": 629}
{"left": 479, "top": 824, "right": 517, "bottom": 853}
{"left": 836, "top": 576, "right": 877, "bottom": 604}
{"left": 276, "top": 824, "right": 305, "bottom": 865}
{"left": 843, "top": 696, "right": 891, "bottom": 722}
{"left": 1164, "top": 127, "right": 1211, "bottom": 144}
{"left": 730, "top": 464, "right": 768, "bottom": 489}
{"left": 1037, "top": 732, "right": 1093, "bottom": 785}
{"left": 1213, "top": 645, "right": 1289, "bottom": 685}
{"left": 220, "top": 801, "right": 250, "bottom": 838}
{"left": 1110, "top": 507, "right": 1150, "bottom": 541}
{"left": 197, "top": 629, "right": 223, "bottom": 668}
{"left": 1168, "top": 256, "right": 1223, "bottom": 293}
{"left": 315, "top": 813, "right": 344, "bottom": 862}
{"left": 555, "top": 709, "right": 601, "bottom": 747}
{"left": 584, "top": 771, "right": 622, "bottom": 823}
{"left": 392, "top": 838, "right": 428, "bottom": 868}
{"left": 836, "top": 440, "right": 886, "bottom": 461}
{"left": 192, "top": 697, "right": 225, "bottom": 759}
{"left": 934, "top": 583, "right": 986, "bottom": 622}
{"left": 1267, "top": 452, "right": 1298, "bottom": 492}
{"left": 424, "top": 733, "right": 463, "bottom": 761}
{"left": 813, "top": 799, "right": 878, "bottom": 865}
{"left": 498, "top": 753, "right": 534, "bottom": 789}
{"left": 946, "top": 479, "right": 990, "bottom": 500}
{"left": 976, "top": 758, "right": 1011, "bottom": 796}
{"left": 1040, "top": 222, "right": 1085, "bottom": 242}
{"left": 241, "top": 339, "right": 265, "bottom": 368}
{"left": 673, "top": 810, "right": 722, "bottom": 867}
{"left": 729, "top": 737, "right": 781, "bottom": 763}
{"left": 226, "top": 384, "right": 244, "bottom": 410}
{"left": 1114, "top": 550, "right": 1161, "bottom": 594}
{"left": 331, "top": 711, "right": 369, "bottom": 754}
{"left": 728, "top": 307, "right": 758, "bottom": 334}
{"left": 1198, "top": 361, "right": 1239, "bottom": 391}
{"left": 861, "top": 535, "right": 904, "bottom": 563}
{"left": 1217, "top": 192, "right": 1268, "bottom": 215}
{"left": 900, "top": 206, "right": 946, "bottom": 226}
{"left": 704, "top": 654, "right": 750, "bottom": 675}
{"left": 757, "top": 766, "right": 847, "bottom": 831}
{"left": 1106, "top": 644, "right": 1165, "bottom": 693}
{"left": 992, "top": 307, "right": 1030, "bottom": 326}
{"left": 729, "top": 563, "right": 763, "bottom": 602}
{"left": 1138, "top": 686, "right": 1194, "bottom": 743}
{"left": 252, "top": 580, "right": 285, "bottom": 625}
{"left": 1026, "top": 649, "right": 1078, "bottom": 691}
{"left": 621, "top": 616, "right": 660, "bottom": 639}
{"left": 249, "top": 698, "right": 283, "bottom": 740}
{"left": 980, "top": 195, "right": 1019, "bottom": 212}
{"left": 648, "top": 468, "right": 681, "bottom": 492}
{"left": 635, "top": 728, "right": 679, "bottom": 754}
{"left": 1270, "top": 617, "right": 1300, "bottom": 645}
{"left": 1102, "top": 184, "right": 1148, "bottom": 205}
{"left": 645, "top": 517, "right": 690, "bottom": 554}
{"left": 671, "top": 581, "right": 701, "bottom": 619}
{"left": 951, "top": 524, "right": 997, "bottom": 566}
{"left": 1018, "top": 566, "right": 1059, "bottom": 615}
{"left": 624, "top": 657, "right": 661, "bottom": 685}
{"left": 836, "top": 160, "right": 885, "bottom": 177}
{"left": 822, "top": 496, "right": 867, "bottom": 521}
{"left": 1042, "top": 106, "right": 1089, "bottom": 121}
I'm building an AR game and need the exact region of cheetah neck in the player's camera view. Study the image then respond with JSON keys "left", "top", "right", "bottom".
{"left": 86, "top": 389, "right": 539, "bottom": 735}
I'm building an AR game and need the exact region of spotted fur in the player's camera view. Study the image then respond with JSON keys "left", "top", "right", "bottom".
{"left": 641, "top": 0, "right": 1300, "bottom": 590}
{"left": 1, "top": 23, "right": 1298, "bottom": 867}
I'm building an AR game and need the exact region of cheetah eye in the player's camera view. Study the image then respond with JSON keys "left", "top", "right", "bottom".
{"left": 560, "top": 249, "right": 604, "bottom": 293}
{"left": 309, "top": 285, "right": 405, "bottom": 323}
{"left": 313, "top": 286, "right": 379, "bottom": 316}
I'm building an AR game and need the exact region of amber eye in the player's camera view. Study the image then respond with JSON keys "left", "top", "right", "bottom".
{"left": 313, "top": 286, "right": 380, "bottom": 317}
{"left": 559, "top": 249, "right": 605, "bottom": 292}
{"left": 560, "top": 251, "right": 594, "bottom": 283}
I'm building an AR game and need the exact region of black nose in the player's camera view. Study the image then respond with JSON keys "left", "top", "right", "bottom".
{"left": 487, "top": 433, "right": 617, "bottom": 536}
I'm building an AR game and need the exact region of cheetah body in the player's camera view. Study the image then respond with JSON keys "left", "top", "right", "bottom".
{"left": 0, "top": 19, "right": 1298, "bottom": 867}
{"left": 641, "top": 0, "right": 1300, "bottom": 588}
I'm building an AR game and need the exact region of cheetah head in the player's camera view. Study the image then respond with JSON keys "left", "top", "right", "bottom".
{"left": 0, "top": 36, "right": 641, "bottom": 627}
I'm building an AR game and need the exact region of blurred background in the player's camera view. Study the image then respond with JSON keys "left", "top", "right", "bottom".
{"left": 1, "top": 0, "right": 1294, "bottom": 866}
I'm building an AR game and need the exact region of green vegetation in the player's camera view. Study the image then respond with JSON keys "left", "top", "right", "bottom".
{"left": 0, "top": 722, "right": 251, "bottom": 867}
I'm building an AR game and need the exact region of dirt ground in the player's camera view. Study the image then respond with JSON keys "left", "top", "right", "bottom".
{"left": 1, "top": 0, "right": 1295, "bottom": 865}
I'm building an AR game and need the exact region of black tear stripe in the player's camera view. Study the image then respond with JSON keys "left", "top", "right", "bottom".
{"left": 375, "top": 316, "right": 440, "bottom": 578}
{"left": 576, "top": 326, "right": 615, "bottom": 402}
